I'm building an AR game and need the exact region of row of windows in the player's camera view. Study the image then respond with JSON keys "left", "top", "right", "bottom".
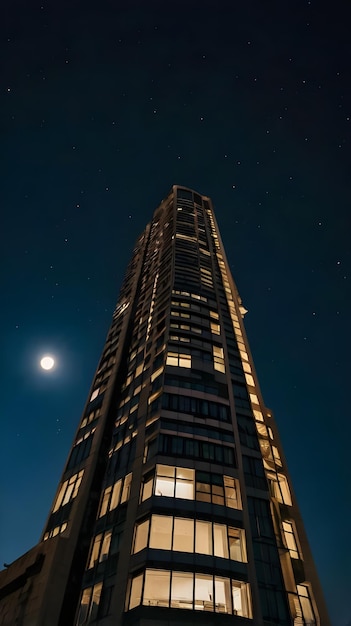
{"left": 127, "top": 569, "right": 252, "bottom": 617}
{"left": 133, "top": 514, "right": 247, "bottom": 562}
{"left": 80, "top": 407, "right": 101, "bottom": 429}
{"left": 159, "top": 419, "right": 234, "bottom": 444}
{"left": 161, "top": 392, "right": 230, "bottom": 422}
{"left": 52, "top": 470, "right": 84, "bottom": 512}
{"left": 140, "top": 465, "right": 241, "bottom": 510}
{"left": 164, "top": 374, "right": 228, "bottom": 398}
{"left": 153, "top": 434, "right": 236, "bottom": 467}
{"left": 98, "top": 473, "right": 132, "bottom": 518}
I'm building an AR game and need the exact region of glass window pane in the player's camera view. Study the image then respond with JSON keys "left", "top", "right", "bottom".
{"left": 155, "top": 476, "right": 174, "bottom": 497}
{"left": 133, "top": 519, "right": 149, "bottom": 553}
{"left": 141, "top": 476, "right": 153, "bottom": 501}
{"left": 232, "top": 583, "right": 243, "bottom": 616}
{"left": 232, "top": 581, "right": 251, "bottom": 618}
{"left": 195, "top": 520, "right": 212, "bottom": 555}
{"left": 90, "top": 582, "right": 102, "bottom": 620}
{"left": 175, "top": 478, "right": 194, "bottom": 500}
{"left": 214, "top": 576, "right": 232, "bottom": 614}
{"left": 110, "top": 479, "right": 122, "bottom": 510}
{"left": 143, "top": 569, "right": 170, "bottom": 607}
{"left": 129, "top": 573, "right": 143, "bottom": 609}
{"left": 100, "top": 530, "right": 112, "bottom": 561}
{"left": 173, "top": 518, "right": 194, "bottom": 552}
{"left": 149, "top": 515, "right": 172, "bottom": 549}
{"left": 194, "top": 574, "right": 214, "bottom": 612}
{"left": 121, "top": 473, "right": 132, "bottom": 503}
{"left": 77, "top": 588, "right": 91, "bottom": 625}
{"left": 88, "top": 534, "right": 102, "bottom": 569}
{"left": 213, "top": 524, "right": 228, "bottom": 558}
{"left": 171, "top": 572, "right": 193, "bottom": 609}
{"left": 228, "top": 528, "right": 244, "bottom": 561}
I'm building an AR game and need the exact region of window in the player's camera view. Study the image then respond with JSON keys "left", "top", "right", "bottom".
{"left": 195, "top": 520, "right": 212, "bottom": 555}
{"left": 87, "top": 530, "right": 112, "bottom": 569}
{"left": 143, "top": 569, "right": 171, "bottom": 607}
{"left": 282, "top": 521, "right": 299, "bottom": 559}
{"left": 90, "top": 388, "right": 100, "bottom": 402}
{"left": 213, "top": 345, "right": 225, "bottom": 372}
{"left": 135, "top": 514, "right": 246, "bottom": 563}
{"left": 127, "top": 569, "right": 252, "bottom": 617}
{"left": 128, "top": 573, "right": 143, "bottom": 610}
{"left": 278, "top": 473, "right": 292, "bottom": 505}
{"left": 155, "top": 465, "right": 195, "bottom": 499}
{"left": 289, "top": 585, "right": 316, "bottom": 625}
{"left": 173, "top": 517, "right": 194, "bottom": 552}
{"left": 149, "top": 515, "right": 172, "bottom": 549}
{"left": 171, "top": 572, "right": 193, "bottom": 609}
{"left": 213, "top": 523, "right": 229, "bottom": 558}
{"left": 142, "top": 465, "right": 241, "bottom": 509}
{"left": 210, "top": 321, "right": 221, "bottom": 335}
{"left": 52, "top": 470, "right": 84, "bottom": 512}
{"left": 98, "top": 473, "right": 132, "bottom": 517}
{"left": 121, "top": 472, "right": 132, "bottom": 503}
{"left": 76, "top": 582, "right": 102, "bottom": 625}
{"left": 133, "top": 519, "right": 149, "bottom": 553}
{"left": 166, "top": 352, "right": 191, "bottom": 368}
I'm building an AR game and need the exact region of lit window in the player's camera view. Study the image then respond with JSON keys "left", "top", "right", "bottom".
{"left": 99, "top": 474, "right": 131, "bottom": 517}
{"left": 249, "top": 393, "right": 259, "bottom": 405}
{"left": 173, "top": 517, "right": 194, "bottom": 552}
{"left": 155, "top": 465, "right": 176, "bottom": 497}
{"left": 77, "top": 582, "right": 102, "bottom": 625}
{"left": 210, "top": 310, "right": 219, "bottom": 319}
{"left": 213, "top": 523, "right": 229, "bottom": 558}
{"left": 133, "top": 519, "right": 149, "bottom": 554}
{"left": 128, "top": 573, "right": 143, "bottom": 610}
{"left": 171, "top": 572, "right": 193, "bottom": 609}
{"left": 232, "top": 580, "right": 252, "bottom": 617}
{"left": 224, "top": 475, "right": 241, "bottom": 509}
{"left": 253, "top": 409, "right": 264, "bottom": 422}
{"left": 210, "top": 321, "right": 221, "bottom": 335}
{"left": 213, "top": 345, "right": 225, "bottom": 373}
{"left": 272, "top": 445, "right": 282, "bottom": 466}
{"left": 228, "top": 527, "right": 247, "bottom": 562}
{"left": 245, "top": 373, "right": 255, "bottom": 387}
{"left": 195, "top": 573, "right": 213, "bottom": 611}
{"left": 88, "top": 530, "right": 112, "bottom": 569}
{"left": 121, "top": 473, "right": 132, "bottom": 503}
{"left": 149, "top": 515, "right": 172, "bottom": 549}
{"left": 215, "top": 576, "right": 232, "bottom": 614}
{"left": 90, "top": 388, "right": 100, "bottom": 402}
{"left": 155, "top": 465, "right": 195, "bottom": 500}
{"left": 52, "top": 470, "right": 84, "bottom": 512}
{"left": 282, "top": 521, "right": 299, "bottom": 559}
{"left": 278, "top": 473, "right": 292, "bottom": 505}
{"left": 195, "top": 520, "right": 212, "bottom": 555}
{"left": 166, "top": 351, "right": 191, "bottom": 368}
{"left": 143, "top": 570, "right": 170, "bottom": 607}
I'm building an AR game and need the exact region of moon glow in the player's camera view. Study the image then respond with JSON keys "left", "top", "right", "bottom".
{"left": 40, "top": 356, "right": 55, "bottom": 370}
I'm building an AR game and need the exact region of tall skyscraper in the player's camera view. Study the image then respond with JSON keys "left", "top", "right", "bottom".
{"left": 0, "top": 185, "right": 330, "bottom": 626}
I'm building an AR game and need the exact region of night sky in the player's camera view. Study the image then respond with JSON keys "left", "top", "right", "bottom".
{"left": 1, "top": 1, "right": 350, "bottom": 624}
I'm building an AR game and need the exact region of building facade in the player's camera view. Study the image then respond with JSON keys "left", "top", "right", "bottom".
{"left": 0, "top": 186, "right": 330, "bottom": 626}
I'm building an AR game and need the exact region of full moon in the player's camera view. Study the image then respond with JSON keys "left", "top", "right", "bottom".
{"left": 40, "top": 355, "right": 55, "bottom": 370}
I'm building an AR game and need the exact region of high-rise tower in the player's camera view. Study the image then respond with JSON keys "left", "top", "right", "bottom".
{"left": 0, "top": 186, "right": 330, "bottom": 626}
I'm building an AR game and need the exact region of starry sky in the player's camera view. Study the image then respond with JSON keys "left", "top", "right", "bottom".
{"left": 1, "top": 1, "right": 350, "bottom": 624}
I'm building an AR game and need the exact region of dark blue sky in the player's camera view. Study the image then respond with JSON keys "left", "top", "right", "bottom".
{"left": 1, "top": 1, "right": 350, "bottom": 624}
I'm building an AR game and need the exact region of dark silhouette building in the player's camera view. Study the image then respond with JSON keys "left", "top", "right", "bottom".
{"left": 0, "top": 186, "right": 330, "bottom": 625}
